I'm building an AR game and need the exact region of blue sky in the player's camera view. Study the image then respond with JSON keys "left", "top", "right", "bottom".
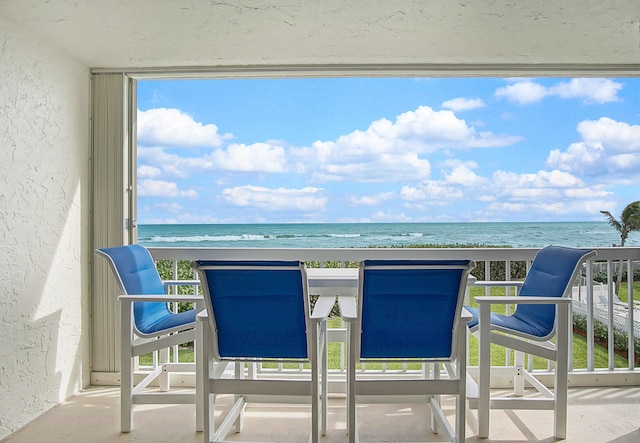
{"left": 136, "top": 77, "right": 639, "bottom": 224}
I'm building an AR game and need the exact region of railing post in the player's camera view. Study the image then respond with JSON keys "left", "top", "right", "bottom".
{"left": 627, "top": 260, "right": 635, "bottom": 369}
{"left": 142, "top": 247, "right": 640, "bottom": 391}
{"left": 586, "top": 262, "right": 595, "bottom": 371}
{"left": 607, "top": 260, "right": 615, "bottom": 369}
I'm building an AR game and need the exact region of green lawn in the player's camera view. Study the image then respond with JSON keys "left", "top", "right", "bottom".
{"left": 140, "top": 314, "right": 628, "bottom": 370}
{"left": 616, "top": 281, "right": 640, "bottom": 303}
{"left": 466, "top": 285, "right": 629, "bottom": 369}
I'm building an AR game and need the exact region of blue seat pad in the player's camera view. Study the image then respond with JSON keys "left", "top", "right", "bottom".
{"left": 465, "top": 306, "right": 553, "bottom": 338}
{"left": 196, "top": 260, "right": 308, "bottom": 359}
{"left": 360, "top": 259, "right": 473, "bottom": 359}
{"left": 98, "top": 245, "right": 196, "bottom": 335}
{"left": 136, "top": 308, "right": 196, "bottom": 335}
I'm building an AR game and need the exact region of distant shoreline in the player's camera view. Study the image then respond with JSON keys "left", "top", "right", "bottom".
{"left": 137, "top": 221, "right": 631, "bottom": 249}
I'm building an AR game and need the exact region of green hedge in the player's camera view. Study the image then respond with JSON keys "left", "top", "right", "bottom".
{"left": 573, "top": 313, "right": 640, "bottom": 363}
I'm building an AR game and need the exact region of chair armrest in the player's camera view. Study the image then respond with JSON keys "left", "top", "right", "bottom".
{"left": 311, "top": 295, "right": 335, "bottom": 322}
{"left": 162, "top": 279, "right": 200, "bottom": 292}
{"left": 475, "top": 295, "right": 572, "bottom": 305}
{"left": 474, "top": 280, "right": 524, "bottom": 288}
{"left": 337, "top": 295, "right": 357, "bottom": 323}
{"left": 119, "top": 294, "right": 203, "bottom": 303}
{"left": 196, "top": 309, "right": 208, "bottom": 321}
{"left": 460, "top": 307, "right": 473, "bottom": 323}
{"left": 164, "top": 279, "right": 200, "bottom": 285}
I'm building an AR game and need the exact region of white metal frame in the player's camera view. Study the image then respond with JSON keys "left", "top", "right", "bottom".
{"left": 468, "top": 247, "right": 597, "bottom": 440}
{"left": 119, "top": 293, "right": 203, "bottom": 432}
{"left": 339, "top": 261, "right": 474, "bottom": 443}
{"left": 195, "top": 264, "right": 335, "bottom": 443}
{"left": 471, "top": 295, "right": 572, "bottom": 439}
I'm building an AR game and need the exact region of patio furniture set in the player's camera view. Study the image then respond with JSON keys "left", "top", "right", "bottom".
{"left": 96, "top": 244, "right": 594, "bottom": 442}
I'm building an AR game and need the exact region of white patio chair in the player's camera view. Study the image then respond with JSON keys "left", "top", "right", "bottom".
{"left": 339, "top": 259, "right": 476, "bottom": 443}
{"left": 193, "top": 260, "right": 333, "bottom": 443}
{"left": 465, "top": 245, "right": 596, "bottom": 439}
{"left": 96, "top": 244, "right": 202, "bottom": 432}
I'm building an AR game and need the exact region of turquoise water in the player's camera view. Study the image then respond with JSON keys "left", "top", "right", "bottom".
{"left": 137, "top": 222, "right": 635, "bottom": 249}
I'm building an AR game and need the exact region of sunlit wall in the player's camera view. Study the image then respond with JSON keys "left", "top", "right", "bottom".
{"left": 0, "top": 15, "right": 90, "bottom": 439}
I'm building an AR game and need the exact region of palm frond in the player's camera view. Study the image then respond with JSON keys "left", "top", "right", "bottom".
{"left": 600, "top": 210, "right": 622, "bottom": 232}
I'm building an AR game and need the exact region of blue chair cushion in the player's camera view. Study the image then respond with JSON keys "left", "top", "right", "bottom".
{"left": 466, "top": 246, "right": 593, "bottom": 338}
{"left": 360, "top": 259, "right": 472, "bottom": 359}
{"left": 136, "top": 308, "right": 197, "bottom": 335}
{"left": 98, "top": 245, "right": 195, "bottom": 335}
{"left": 196, "top": 260, "right": 308, "bottom": 359}
{"left": 465, "top": 306, "right": 552, "bottom": 338}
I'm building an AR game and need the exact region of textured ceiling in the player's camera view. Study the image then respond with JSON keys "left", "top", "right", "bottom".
{"left": 1, "top": 0, "right": 639, "bottom": 75}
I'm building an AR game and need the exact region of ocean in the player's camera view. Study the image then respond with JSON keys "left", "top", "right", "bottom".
{"left": 137, "top": 222, "right": 636, "bottom": 249}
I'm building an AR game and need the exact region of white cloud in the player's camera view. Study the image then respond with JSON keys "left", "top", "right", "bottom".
{"left": 138, "top": 108, "right": 232, "bottom": 148}
{"left": 551, "top": 78, "right": 622, "bottom": 104}
{"left": 293, "top": 105, "right": 520, "bottom": 183}
{"left": 138, "top": 165, "right": 161, "bottom": 178}
{"left": 495, "top": 81, "right": 548, "bottom": 105}
{"left": 547, "top": 117, "right": 640, "bottom": 176}
{"left": 138, "top": 142, "right": 288, "bottom": 176}
{"left": 138, "top": 104, "right": 521, "bottom": 188}
{"left": 495, "top": 78, "right": 623, "bottom": 105}
{"left": 141, "top": 212, "right": 220, "bottom": 224}
{"left": 370, "top": 211, "right": 412, "bottom": 222}
{"left": 211, "top": 143, "right": 287, "bottom": 172}
{"left": 221, "top": 185, "right": 327, "bottom": 212}
{"left": 492, "top": 170, "right": 584, "bottom": 192}
{"left": 311, "top": 153, "right": 431, "bottom": 183}
{"left": 349, "top": 192, "right": 396, "bottom": 206}
{"left": 152, "top": 202, "right": 184, "bottom": 213}
{"left": 564, "top": 187, "right": 610, "bottom": 199}
{"left": 577, "top": 118, "right": 640, "bottom": 151}
{"left": 547, "top": 141, "right": 604, "bottom": 175}
{"left": 138, "top": 179, "right": 198, "bottom": 198}
{"left": 442, "top": 162, "right": 488, "bottom": 187}
{"left": 388, "top": 106, "right": 499, "bottom": 146}
{"left": 400, "top": 181, "right": 465, "bottom": 204}
{"left": 476, "top": 169, "right": 614, "bottom": 218}
{"left": 138, "top": 147, "right": 198, "bottom": 178}
{"left": 485, "top": 198, "right": 614, "bottom": 218}
{"left": 441, "top": 97, "right": 486, "bottom": 112}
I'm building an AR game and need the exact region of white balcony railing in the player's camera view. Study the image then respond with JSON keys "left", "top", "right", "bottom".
{"left": 149, "top": 246, "right": 640, "bottom": 389}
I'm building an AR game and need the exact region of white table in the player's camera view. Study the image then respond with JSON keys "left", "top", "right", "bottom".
{"left": 307, "top": 267, "right": 476, "bottom": 298}
{"left": 305, "top": 267, "right": 359, "bottom": 435}
{"left": 306, "top": 267, "right": 359, "bottom": 295}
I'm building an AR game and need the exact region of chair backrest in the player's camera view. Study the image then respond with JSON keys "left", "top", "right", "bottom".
{"left": 95, "top": 244, "right": 172, "bottom": 335}
{"left": 193, "top": 260, "right": 310, "bottom": 361}
{"left": 513, "top": 245, "right": 595, "bottom": 338}
{"left": 357, "top": 259, "right": 476, "bottom": 361}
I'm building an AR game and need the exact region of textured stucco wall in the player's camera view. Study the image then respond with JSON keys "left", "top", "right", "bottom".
{"left": 2, "top": 1, "right": 639, "bottom": 69}
{"left": 0, "top": 15, "right": 91, "bottom": 439}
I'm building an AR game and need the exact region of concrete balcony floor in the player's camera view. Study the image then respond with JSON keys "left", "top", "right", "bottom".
{"left": 3, "top": 386, "right": 640, "bottom": 443}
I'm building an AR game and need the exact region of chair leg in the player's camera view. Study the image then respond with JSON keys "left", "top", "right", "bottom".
{"left": 121, "top": 356, "right": 134, "bottom": 433}
{"left": 554, "top": 370, "right": 568, "bottom": 439}
{"left": 514, "top": 350, "right": 525, "bottom": 396}
{"left": 159, "top": 347, "right": 170, "bottom": 391}
{"left": 430, "top": 363, "right": 440, "bottom": 435}
{"left": 554, "top": 304, "right": 570, "bottom": 439}
{"left": 321, "top": 322, "right": 328, "bottom": 436}
{"left": 234, "top": 362, "right": 245, "bottom": 433}
{"left": 196, "top": 320, "right": 204, "bottom": 433}
{"left": 457, "top": 327, "right": 467, "bottom": 443}
{"left": 347, "top": 323, "right": 357, "bottom": 443}
{"left": 478, "top": 305, "right": 491, "bottom": 439}
{"left": 120, "top": 302, "right": 134, "bottom": 433}
{"left": 310, "top": 323, "right": 320, "bottom": 443}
